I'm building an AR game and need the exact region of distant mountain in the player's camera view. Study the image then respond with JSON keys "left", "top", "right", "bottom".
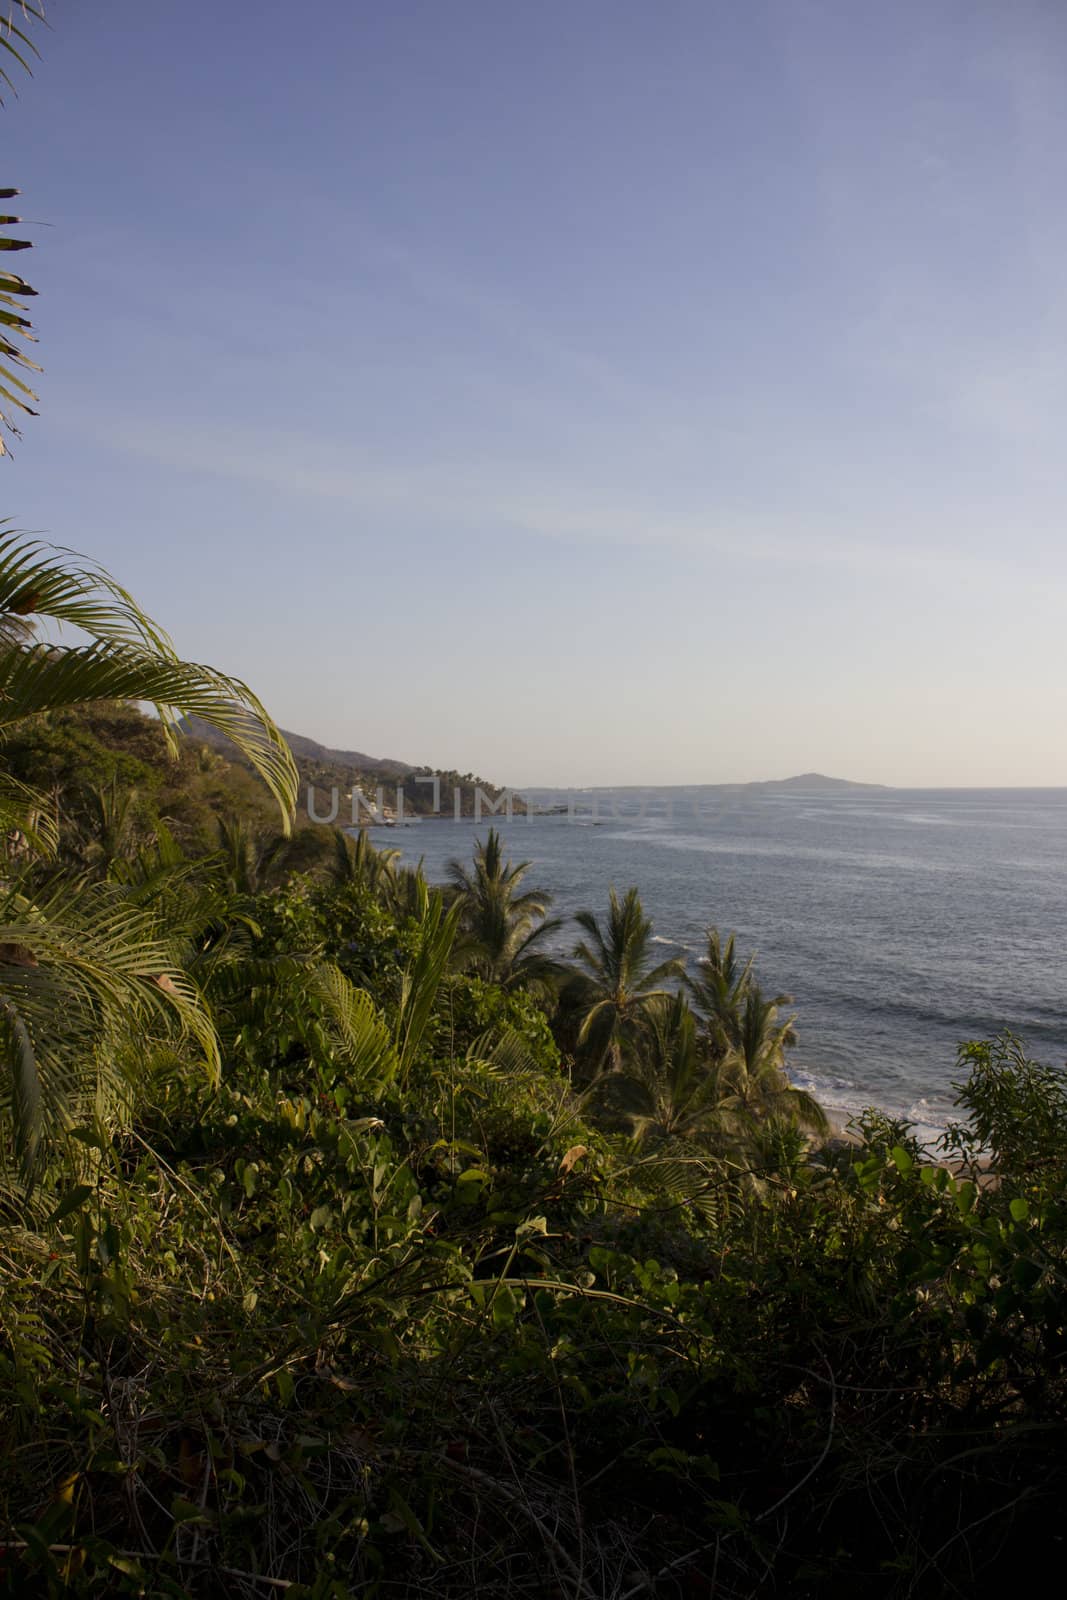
{"left": 740, "top": 772, "right": 889, "bottom": 792}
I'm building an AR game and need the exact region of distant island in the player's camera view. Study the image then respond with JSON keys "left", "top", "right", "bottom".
{"left": 736, "top": 772, "right": 889, "bottom": 792}
{"left": 530, "top": 772, "right": 890, "bottom": 797}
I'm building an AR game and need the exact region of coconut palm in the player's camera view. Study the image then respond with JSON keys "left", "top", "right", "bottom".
{"left": 686, "top": 929, "right": 755, "bottom": 1061}
{"left": 447, "top": 828, "right": 561, "bottom": 989}
{"left": 567, "top": 887, "right": 684, "bottom": 1077}
{"left": 610, "top": 992, "right": 725, "bottom": 1143}
{"left": 686, "top": 927, "right": 793, "bottom": 1062}
{"left": 716, "top": 985, "right": 828, "bottom": 1136}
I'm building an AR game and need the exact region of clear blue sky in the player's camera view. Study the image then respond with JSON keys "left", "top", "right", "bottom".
{"left": 7, "top": 0, "right": 1067, "bottom": 785}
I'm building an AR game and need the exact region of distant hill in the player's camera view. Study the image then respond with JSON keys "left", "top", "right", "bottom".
{"left": 534, "top": 773, "right": 890, "bottom": 798}
{"left": 740, "top": 772, "right": 889, "bottom": 792}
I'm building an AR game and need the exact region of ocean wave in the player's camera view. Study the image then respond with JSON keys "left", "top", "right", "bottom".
{"left": 790, "top": 1066, "right": 952, "bottom": 1145}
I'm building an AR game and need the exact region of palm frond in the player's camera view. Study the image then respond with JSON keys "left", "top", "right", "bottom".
{"left": 0, "top": 874, "right": 219, "bottom": 1184}
{"left": 308, "top": 962, "right": 397, "bottom": 1084}
{"left": 0, "top": 180, "right": 42, "bottom": 450}
{"left": 465, "top": 1027, "right": 546, "bottom": 1082}
{"left": 0, "top": 766, "right": 56, "bottom": 855}
{"left": 1, "top": 5, "right": 51, "bottom": 447}
{"left": 0, "top": 555, "right": 297, "bottom": 828}
{"left": 394, "top": 889, "right": 463, "bottom": 1086}
{"left": 0, "top": 5, "right": 43, "bottom": 102}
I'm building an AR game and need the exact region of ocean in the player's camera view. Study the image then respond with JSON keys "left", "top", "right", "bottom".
{"left": 384, "top": 786, "right": 1067, "bottom": 1141}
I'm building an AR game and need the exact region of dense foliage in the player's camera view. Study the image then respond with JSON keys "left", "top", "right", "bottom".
{"left": 1, "top": 759, "right": 1065, "bottom": 1595}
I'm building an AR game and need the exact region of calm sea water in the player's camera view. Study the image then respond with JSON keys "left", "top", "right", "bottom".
{"left": 383, "top": 787, "right": 1067, "bottom": 1139}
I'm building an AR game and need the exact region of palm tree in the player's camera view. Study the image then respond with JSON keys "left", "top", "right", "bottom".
{"left": 716, "top": 985, "right": 828, "bottom": 1137}
{"left": 447, "top": 828, "right": 561, "bottom": 989}
{"left": 686, "top": 927, "right": 793, "bottom": 1061}
{"left": 330, "top": 827, "right": 400, "bottom": 893}
{"left": 610, "top": 992, "right": 725, "bottom": 1143}
{"left": 211, "top": 815, "right": 279, "bottom": 897}
{"left": 73, "top": 778, "right": 149, "bottom": 878}
{"left": 686, "top": 929, "right": 754, "bottom": 1061}
{"left": 684, "top": 926, "right": 826, "bottom": 1139}
{"left": 379, "top": 859, "right": 431, "bottom": 923}
{"left": 567, "top": 887, "right": 684, "bottom": 1077}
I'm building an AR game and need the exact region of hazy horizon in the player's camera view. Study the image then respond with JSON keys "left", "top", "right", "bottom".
{"left": 303, "top": 751, "right": 1067, "bottom": 797}
{"left": 9, "top": 0, "right": 1067, "bottom": 787}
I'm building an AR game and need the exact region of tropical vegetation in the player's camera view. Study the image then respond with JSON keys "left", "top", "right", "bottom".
{"left": 2, "top": 747, "right": 1066, "bottom": 1596}
{"left": 447, "top": 827, "right": 561, "bottom": 989}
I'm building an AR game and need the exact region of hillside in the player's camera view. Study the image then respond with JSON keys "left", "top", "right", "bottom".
{"left": 182, "top": 715, "right": 414, "bottom": 780}
{"left": 181, "top": 714, "right": 518, "bottom": 817}
{"left": 4, "top": 703, "right": 521, "bottom": 838}
{"left": 2, "top": 701, "right": 295, "bottom": 849}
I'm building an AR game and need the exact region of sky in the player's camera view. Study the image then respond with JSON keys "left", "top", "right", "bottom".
{"left": 5, "top": 0, "right": 1067, "bottom": 787}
